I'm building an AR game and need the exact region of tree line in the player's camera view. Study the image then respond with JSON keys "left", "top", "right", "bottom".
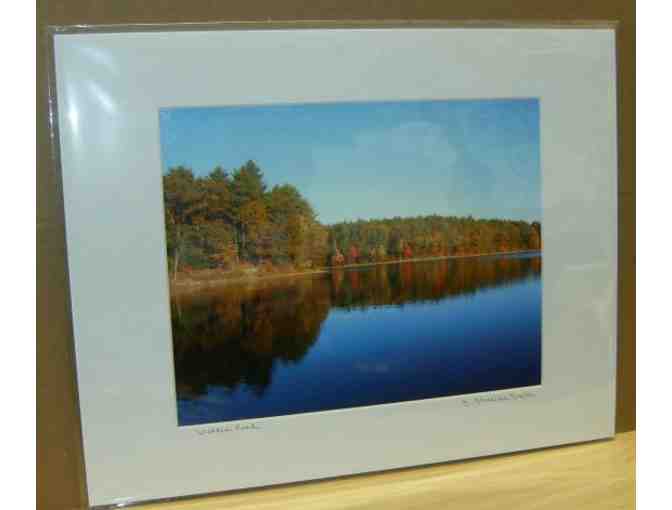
{"left": 163, "top": 160, "right": 541, "bottom": 278}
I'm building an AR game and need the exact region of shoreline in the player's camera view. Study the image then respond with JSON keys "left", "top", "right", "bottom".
{"left": 170, "top": 249, "right": 541, "bottom": 294}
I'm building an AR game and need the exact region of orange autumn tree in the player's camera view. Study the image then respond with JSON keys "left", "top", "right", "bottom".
{"left": 163, "top": 160, "right": 542, "bottom": 278}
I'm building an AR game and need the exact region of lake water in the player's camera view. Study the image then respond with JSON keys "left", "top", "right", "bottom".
{"left": 172, "top": 252, "right": 542, "bottom": 426}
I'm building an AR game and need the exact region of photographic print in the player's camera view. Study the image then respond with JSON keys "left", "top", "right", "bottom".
{"left": 52, "top": 27, "right": 618, "bottom": 504}
{"left": 160, "top": 99, "right": 542, "bottom": 426}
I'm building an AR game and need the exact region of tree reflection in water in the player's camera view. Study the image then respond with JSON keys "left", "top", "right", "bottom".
{"left": 173, "top": 253, "right": 541, "bottom": 400}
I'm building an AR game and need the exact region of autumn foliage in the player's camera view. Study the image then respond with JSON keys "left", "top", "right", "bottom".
{"left": 163, "top": 160, "right": 541, "bottom": 279}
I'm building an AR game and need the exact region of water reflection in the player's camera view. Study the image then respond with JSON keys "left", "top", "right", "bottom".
{"left": 173, "top": 253, "right": 541, "bottom": 410}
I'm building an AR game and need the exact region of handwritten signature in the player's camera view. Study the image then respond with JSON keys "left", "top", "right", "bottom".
{"left": 461, "top": 390, "right": 536, "bottom": 407}
{"left": 192, "top": 392, "right": 536, "bottom": 434}
{"left": 195, "top": 422, "right": 261, "bottom": 436}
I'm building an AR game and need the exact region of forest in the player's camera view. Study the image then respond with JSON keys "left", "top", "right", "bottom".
{"left": 163, "top": 160, "right": 541, "bottom": 280}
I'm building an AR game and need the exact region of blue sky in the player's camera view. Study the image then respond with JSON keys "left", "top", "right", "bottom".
{"left": 159, "top": 99, "right": 540, "bottom": 224}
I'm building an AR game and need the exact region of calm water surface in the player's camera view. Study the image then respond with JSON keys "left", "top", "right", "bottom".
{"left": 172, "top": 252, "right": 542, "bottom": 426}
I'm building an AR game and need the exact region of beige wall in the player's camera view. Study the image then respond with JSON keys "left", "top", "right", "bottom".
{"left": 36, "top": 2, "right": 635, "bottom": 509}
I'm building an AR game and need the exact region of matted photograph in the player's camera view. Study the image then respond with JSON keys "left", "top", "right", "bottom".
{"left": 159, "top": 98, "right": 543, "bottom": 426}
{"left": 51, "top": 25, "right": 618, "bottom": 507}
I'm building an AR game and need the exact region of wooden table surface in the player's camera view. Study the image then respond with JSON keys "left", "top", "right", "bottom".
{"left": 136, "top": 431, "right": 634, "bottom": 510}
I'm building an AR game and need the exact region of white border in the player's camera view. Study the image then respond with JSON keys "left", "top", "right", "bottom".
{"left": 53, "top": 27, "right": 617, "bottom": 507}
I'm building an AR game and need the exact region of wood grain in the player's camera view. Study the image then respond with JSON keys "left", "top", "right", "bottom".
{"left": 134, "top": 432, "right": 635, "bottom": 510}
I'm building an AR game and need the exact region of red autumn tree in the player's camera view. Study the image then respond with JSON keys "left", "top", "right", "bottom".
{"left": 348, "top": 245, "right": 360, "bottom": 264}
{"left": 331, "top": 250, "right": 345, "bottom": 266}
